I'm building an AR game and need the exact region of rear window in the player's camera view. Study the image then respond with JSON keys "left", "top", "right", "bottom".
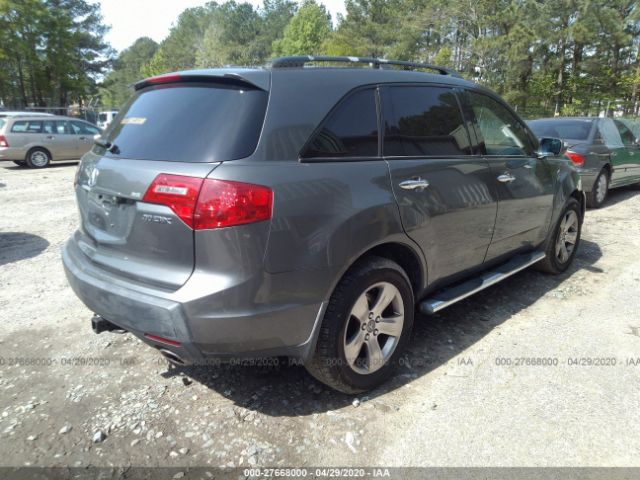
{"left": 100, "top": 83, "right": 268, "bottom": 162}
{"left": 0, "top": 119, "right": 5, "bottom": 131}
{"left": 528, "top": 119, "right": 593, "bottom": 141}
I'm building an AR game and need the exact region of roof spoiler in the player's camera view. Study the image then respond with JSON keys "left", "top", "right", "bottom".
{"left": 269, "top": 56, "right": 462, "bottom": 78}
{"left": 134, "top": 72, "right": 269, "bottom": 91}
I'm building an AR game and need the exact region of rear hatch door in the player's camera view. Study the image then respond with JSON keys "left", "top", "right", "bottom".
{"left": 74, "top": 73, "right": 269, "bottom": 289}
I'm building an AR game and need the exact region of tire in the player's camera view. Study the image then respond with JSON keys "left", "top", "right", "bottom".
{"left": 305, "top": 256, "right": 414, "bottom": 394}
{"left": 12, "top": 160, "right": 26, "bottom": 167}
{"left": 586, "top": 169, "right": 609, "bottom": 208}
{"left": 25, "top": 148, "right": 51, "bottom": 168}
{"left": 535, "top": 198, "right": 582, "bottom": 274}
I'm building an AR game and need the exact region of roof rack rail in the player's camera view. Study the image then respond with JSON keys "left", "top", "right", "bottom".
{"left": 269, "top": 56, "right": 462, "bottom": 78}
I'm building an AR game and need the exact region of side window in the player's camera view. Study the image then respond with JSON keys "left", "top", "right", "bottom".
{"left": 614, "top": 120, "right": 635, "bottom": 145}
{"left": 42, "top": 120, "right": 59, "bottom": 134}
{"left": 56, "top": 121, "right": 69, "bottom": 134}
{"left": 598, "top": 120, "right": 623, "bottom": 147}
{"left": 71, "top": 121, "right": 98, "bottom": 135}
{"left": 384, "top": 86, "right": 471, "bottom": 157}
{"left": 467, "top": 91, "right": 534, "bottom": 156}
{"left": 12, "top": 120, "right": 42, "bottom": 133}
{"left": 301, "top": 89, "right": 378, "bottom": 158}
{"left": 11, "top": 121, "right": 28, "bottom": 133}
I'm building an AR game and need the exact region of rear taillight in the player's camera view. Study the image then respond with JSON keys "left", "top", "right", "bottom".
{"left": 0, "top": 135, "right": 8, "bottom": 147}
{"left": 564, "top": 151, "right": 585, "bottom": 167}
{"left": 143, "top": 174, "right": 203, "bottom": 228}
{"left": 143, "top": 174, "right": 273, "bottom": 230}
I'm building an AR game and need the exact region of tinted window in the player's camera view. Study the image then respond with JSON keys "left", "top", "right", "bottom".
{"left": 302, "top": 89, "right": 378, "bottom": 158}
{"left": 11, "top": 120, "right": 42, "bottom": 133}
{"left": 385, "top": 86, "right": 471, "bottom": 156}
{"left": 528, "top": 119, "right": 594, "bottom": 141}
{"left": 101, "top": 83, "right": 268, "bottom": 162}
{"left": 468, "top": 92, "right": 534, "bottom": 156}
{"left": 614, "top": 120, "right": 635, "bottom": 145}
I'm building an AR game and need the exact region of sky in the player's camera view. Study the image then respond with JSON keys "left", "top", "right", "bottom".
{"left": 97, "top": 0, "right": 347, "bottom": 53}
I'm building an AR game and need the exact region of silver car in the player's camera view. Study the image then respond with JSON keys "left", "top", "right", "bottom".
{"left": 0, "top": 115, "right": 100, "bottom": 168}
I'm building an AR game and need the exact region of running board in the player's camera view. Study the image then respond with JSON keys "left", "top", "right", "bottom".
{"left": 419, "top": 251, "right": 546, "bottom": 314}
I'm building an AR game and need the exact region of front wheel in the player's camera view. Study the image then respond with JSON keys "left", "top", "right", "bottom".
{"left": 305, "top": 256, "right": 414, "bottom": 393}
{"left": 12, "top": 160, "right": 26, "bottom": 167}
{"left": 536, "top": 198, "right": 582, "bottom": 274}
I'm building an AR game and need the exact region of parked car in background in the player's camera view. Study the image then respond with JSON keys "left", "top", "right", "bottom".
{"left": 97, "top": 110, "right": 118, "bottom": 130}
{"left": 0, "top": 111, "right": 54, "bottom": 118}
{"left": 63, "top": 56, "right": 584, "bottom": 393}
{"left": 528, "top": 117, "right": 640, "bottom": 207}
{"left": 0, "top": 115, "right": 100, "bottom": 168}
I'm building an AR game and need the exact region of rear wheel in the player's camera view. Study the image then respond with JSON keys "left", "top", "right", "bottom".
{"left": 305, "top": 256, "right": 414, "bottom": 393}
{"left": 586, "top": 169, "right": 609, "bottom": 208}
{"left": 12, "top": 160, "right": 26, "bottom": 167}
{"left": 25, "top": 148, "right": 51, "bottom": 168}
{"left": 536, "top": 198, "right": 582, "bottom": 274}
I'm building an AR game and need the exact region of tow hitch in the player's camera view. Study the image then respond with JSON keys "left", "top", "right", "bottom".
{"left": 91, "top": 314, "right": 127, "bottom": 334}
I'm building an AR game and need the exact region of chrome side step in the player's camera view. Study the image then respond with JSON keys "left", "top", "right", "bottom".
{"left": 419, "top": 251, "right": 546, "bottom": 315}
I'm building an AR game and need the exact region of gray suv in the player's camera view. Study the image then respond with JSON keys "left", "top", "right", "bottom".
{"left": 63, "top": 56, "right": 585, "bottom": 393}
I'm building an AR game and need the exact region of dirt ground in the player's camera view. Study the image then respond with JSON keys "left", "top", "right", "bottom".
{"left": 1, "top": 160, "right": 640, "bottom": 470}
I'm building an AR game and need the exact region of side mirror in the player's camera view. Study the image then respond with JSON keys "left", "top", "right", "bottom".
{"left": 634, "top": 138, "right": 640, "bottom": 147}
{"left": 537, "top": 137, "right": 562, "bottom": 157}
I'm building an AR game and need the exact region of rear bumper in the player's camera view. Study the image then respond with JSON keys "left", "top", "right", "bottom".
{"left": 576, "top": 167, "right": 599, "bottom": 193}
{"left": 0, "top": 147, "right": 27, "bottom": 161}
{"left": 62, "top": 238, "right": 326, "bottom": 363}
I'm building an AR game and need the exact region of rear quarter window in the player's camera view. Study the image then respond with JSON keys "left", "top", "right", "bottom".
{"left": 301, "top": 88, "right": 379, "bottom": 159}
{"left": 100, "top": 82, "right": 268, "bottom": 162}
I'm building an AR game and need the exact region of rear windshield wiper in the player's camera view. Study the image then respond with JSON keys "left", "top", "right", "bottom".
{"left": 94, "top": 136, "right": 120, "bottom": 154}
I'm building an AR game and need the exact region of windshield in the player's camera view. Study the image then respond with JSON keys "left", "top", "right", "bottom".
{"left": 100, "top": 83, "right": 268, "bottom": 162}
{"left": 98, "top": 113, "right": 108, "bottom": 122}
{"left": 528, "top": 119, "right": 594, "bottom": 141}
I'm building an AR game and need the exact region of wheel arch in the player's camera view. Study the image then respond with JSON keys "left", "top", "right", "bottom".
{"left": 333, "top": 240, "right": 427, "bottom": 302}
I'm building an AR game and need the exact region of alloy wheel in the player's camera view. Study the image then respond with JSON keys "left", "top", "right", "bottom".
{"left": 555, "top": 210, "right": 579, "bottom": 264}
{"left": 342, "top": 281, "right": 404, "bottom": 375}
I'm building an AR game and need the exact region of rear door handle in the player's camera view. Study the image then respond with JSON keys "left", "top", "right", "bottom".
{"left": 79, "top": 136, "right": 87, "bottom": 140}
{"left": 46, "top": 135, "right": 55, "bottom": 140}
{"left": 497, "top": 173, "right": 516, "bottom": 183}
{"left": 399, "top": 178, "right": 430, "bottom": 190}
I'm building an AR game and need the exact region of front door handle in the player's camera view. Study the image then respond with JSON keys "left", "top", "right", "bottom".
{"left": 46, "top": 135, "right": 55, "bottom": 140}
{"left": 497, "top": 173, "right": 516, "bottom": 183}
{"left": 79, "top": 136, "right": 87, "bottom": 140}
{"left": 399, "top": 178, "right": 430, "bottom": 190}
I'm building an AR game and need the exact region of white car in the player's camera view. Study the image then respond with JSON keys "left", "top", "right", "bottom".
{"left": 97, "top": 111, "right": 118, "bottom": 130}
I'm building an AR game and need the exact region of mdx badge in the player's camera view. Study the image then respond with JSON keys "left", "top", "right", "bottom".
{"left": 141, "top": 214, "right": 172, "bottom": 225}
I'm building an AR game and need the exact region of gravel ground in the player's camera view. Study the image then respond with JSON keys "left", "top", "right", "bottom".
{"left": 1, "top": 161, "right": 639, "bottom": 469}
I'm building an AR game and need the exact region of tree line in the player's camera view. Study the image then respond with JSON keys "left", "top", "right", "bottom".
{"left": 2, "top": 0, "right": 640, "bottom": 119}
